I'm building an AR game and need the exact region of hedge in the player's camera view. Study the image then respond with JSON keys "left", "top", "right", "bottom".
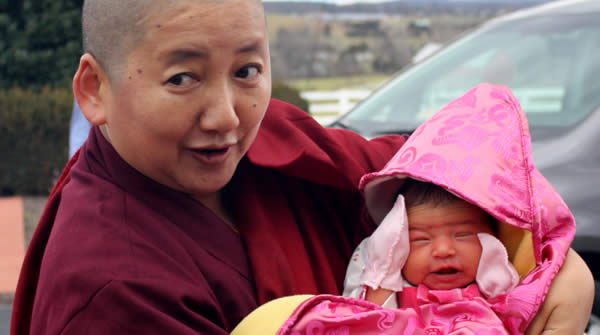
{"left": 272, "top": 81, "right": 310, "bottom": 113}
{"left": 0, "top": 88, "right": 72, "bottom": 196}
{"left": 0, "top": 83, "right": 309, "bottom": 196}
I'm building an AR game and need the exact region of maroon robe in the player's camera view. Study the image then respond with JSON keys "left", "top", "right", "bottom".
{"left": 11, "top": 99, "right": 406, "bottom": 334}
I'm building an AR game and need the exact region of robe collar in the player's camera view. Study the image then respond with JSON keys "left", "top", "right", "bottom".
{"left": 81, "top": 126, "right": 252, "bottom": 281}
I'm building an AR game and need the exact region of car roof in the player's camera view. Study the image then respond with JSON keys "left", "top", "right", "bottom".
{"left": 485, "top": 0, "right": 600, "bottom": 27}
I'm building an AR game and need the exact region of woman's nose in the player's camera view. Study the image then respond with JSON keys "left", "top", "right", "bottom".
{"left": 431, "top": 236, "right": 456, "bottom": 258}
{"left": 199, "top": 84, "right": 240, "bottom": 132}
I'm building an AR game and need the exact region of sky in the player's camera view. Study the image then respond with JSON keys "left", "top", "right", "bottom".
{"left": 262, "top": 0, "right": 544, "bottom": 3}
{"left": 263, "top": 0, "right": 389, "bottom": 4}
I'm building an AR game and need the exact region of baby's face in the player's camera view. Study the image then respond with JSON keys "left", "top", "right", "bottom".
{"left": 402, "top": 201, "right": 493, "bottom": 290}
{"left": 99, "top": 0, "right": 271, "bottom": 200}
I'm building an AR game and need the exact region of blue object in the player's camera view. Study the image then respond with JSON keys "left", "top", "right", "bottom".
{"left": 69, "top": 101, "right": 92, "bottom": 158}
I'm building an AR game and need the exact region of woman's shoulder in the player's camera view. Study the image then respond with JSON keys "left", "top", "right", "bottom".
{"left": 248, "top": 99, "right": 407, "bottom": 188}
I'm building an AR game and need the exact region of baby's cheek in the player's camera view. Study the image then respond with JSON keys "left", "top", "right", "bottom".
{"left": 403, "top": 250, "right": 428, "bottom": 285}
{"left": 465, "top": 244, "right": 484, "bottom": 273}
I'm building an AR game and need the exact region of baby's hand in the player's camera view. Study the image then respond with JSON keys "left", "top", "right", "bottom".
{"left": 365, "top": 286, "right": 395, "bottom": 306}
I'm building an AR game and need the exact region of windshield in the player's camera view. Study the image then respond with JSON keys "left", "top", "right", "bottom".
{"left": 341, "top": 13, "right": 600, "bottom": 138}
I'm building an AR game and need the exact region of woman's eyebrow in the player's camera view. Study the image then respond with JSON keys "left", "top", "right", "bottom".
{"left": 237, "top": 41, "right": 262, "bottom": 54}
{"left": 163, "top": 49, "right": 207, "bottom": 66}
{"left": 162, "top": 41, "right": 263, "bottom": 66}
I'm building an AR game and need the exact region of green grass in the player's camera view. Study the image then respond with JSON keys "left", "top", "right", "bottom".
{"left": 285, "top": 74, "right": 391, "bottom": 91}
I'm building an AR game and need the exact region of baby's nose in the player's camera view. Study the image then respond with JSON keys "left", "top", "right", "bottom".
{"left": 431, "top": 236, "right": 456, "bottom": 258}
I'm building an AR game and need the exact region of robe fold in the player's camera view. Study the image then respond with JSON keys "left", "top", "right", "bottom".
{"left": 11, "top": 99, "right": 406, "bottom": 335}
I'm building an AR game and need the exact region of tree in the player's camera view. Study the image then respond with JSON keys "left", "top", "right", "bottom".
{"left": 0, "top": 0, "right": 83, "bottom": 90}
{"left": 372, "top": 35, "right": 412, "bottom": 74}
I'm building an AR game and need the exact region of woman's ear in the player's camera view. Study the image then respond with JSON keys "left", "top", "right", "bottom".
{"left": 72, "top": 53, "right": 110, "bottom": 126}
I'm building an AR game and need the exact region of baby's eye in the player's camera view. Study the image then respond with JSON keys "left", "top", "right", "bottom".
{"left": 167, "top": 73, "right": 196, "bottom": 87}
{"left": 456, "top": 232, "right": 475, "bottom": 238}
{"left": 235, "top": 64, "right": 261, "bottom": 80}
{"left": 410, "top": 236, "right": 430, "bottom": 243}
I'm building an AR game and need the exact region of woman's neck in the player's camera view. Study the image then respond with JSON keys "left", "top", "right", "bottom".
{"left": 193, "top": 192, "right": 236, "bottom": 231}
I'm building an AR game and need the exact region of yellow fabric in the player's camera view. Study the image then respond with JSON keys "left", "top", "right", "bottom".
{"left": 497, "top": 222, "right": 536, "bottom": 278}
{"left": 231, "top": 295, "right": 313, "bottom": 335}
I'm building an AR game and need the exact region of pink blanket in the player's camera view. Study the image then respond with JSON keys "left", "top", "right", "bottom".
{"left": 279, "top": 285, "right": 509, "bottom": 335}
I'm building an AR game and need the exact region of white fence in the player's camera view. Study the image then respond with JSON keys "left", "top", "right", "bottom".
{"left": 300, "top": 89, "right": 372, "bottom": 125}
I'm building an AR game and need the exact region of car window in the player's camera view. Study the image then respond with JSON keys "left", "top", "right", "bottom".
{"left": 344, "top": 13, "right": 600, "bottom": 136}
{"left": 419, "top": 32, "right": 571, "bottom": 122}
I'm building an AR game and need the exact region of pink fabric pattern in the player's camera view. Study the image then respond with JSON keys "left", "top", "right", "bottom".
{"left": 277, "top": 286, "right": 510, "bottom": 335}
{"left": 278, "top": 83, "right": 575, "bottom": 334}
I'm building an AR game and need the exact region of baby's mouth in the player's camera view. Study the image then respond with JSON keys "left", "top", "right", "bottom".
{"left": 434, "top": 267, "right": 459, "bottom": 275}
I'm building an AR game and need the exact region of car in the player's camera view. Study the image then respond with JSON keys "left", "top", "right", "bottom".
{"left": 331, "top": 0, "right": 600, "bottom": 326}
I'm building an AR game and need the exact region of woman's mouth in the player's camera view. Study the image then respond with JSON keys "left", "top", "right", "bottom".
{"left": 189, "top": 146, "right": 231, "bottom": 164}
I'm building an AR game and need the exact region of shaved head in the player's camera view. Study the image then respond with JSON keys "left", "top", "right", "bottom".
{"left": 82, "top": 0, "right": 266, "bottom": 86}
{"left": 82, "top": 0, "right": 157, "bottom": 82}
{"left": 83, "top": 0, "right": 265, "bottom": 83}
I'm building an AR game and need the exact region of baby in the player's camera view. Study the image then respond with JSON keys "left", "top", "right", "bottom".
{"left": 348, "top": 178, "right": 519, "bottom": 308}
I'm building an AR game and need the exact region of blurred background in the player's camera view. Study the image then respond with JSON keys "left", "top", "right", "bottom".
{"left": 3, "top": 0, "right": 582, "bottom": 333}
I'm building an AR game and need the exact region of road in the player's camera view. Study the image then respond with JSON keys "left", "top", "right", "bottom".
{"left": 0, "top": 304, "right": 10, "bottom": 335}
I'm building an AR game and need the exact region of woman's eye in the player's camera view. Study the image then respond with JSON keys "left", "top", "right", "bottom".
{"left": 167, "top": 73, "right": 196, "bottom": 87}
{"left": 235, "top": 65, "right": 260, "bottom": 80}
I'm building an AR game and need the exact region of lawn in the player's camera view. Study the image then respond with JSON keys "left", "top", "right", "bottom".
{"left": 285, "top": 73, "right": 391, "bottom": 91}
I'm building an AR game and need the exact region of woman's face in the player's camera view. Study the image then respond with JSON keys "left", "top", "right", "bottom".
{"left": 403, "top": 201, "right": 494, "bottom": 290}
{"left": 99, "top": 0, "right": 271, "bottom": 203}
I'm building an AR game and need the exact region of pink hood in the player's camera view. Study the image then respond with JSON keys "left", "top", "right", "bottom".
{"left": 358, "top": 83, "right": 575, "bottom": 331}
